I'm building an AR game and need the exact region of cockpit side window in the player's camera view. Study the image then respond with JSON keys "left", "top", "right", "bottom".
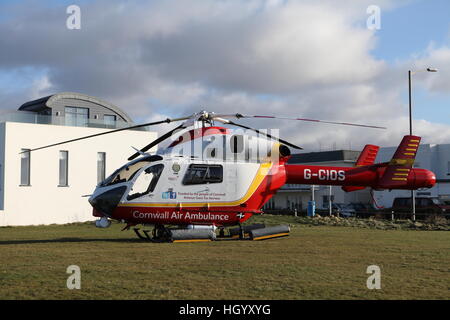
{"left": 127, "top": 164, "right": 164, "bottom": 200}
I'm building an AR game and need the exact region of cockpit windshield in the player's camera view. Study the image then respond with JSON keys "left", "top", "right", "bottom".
{"left": 100, "top": 155, "right": 162, "bottom": 187}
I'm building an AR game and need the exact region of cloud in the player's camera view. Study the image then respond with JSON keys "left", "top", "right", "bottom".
{"left": 0, "top": 0, "right": 449, "bottom": 151}
{"left": 405, "top": 44, "right": 450, "bottom": 93}
{"left": 142, "top": 1, "right": 384, "bottom": 93}
{"left": 29, "top": 74, "right": 52, "bottom": 99}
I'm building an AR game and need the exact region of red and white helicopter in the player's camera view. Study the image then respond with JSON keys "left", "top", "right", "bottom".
{"left": 29, "top": 111, "right": 436, "bottom": 242}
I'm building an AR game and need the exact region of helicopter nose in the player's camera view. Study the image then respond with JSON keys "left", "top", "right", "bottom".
{"left": 89, "top": 186, "right": 128, "bottom": 216}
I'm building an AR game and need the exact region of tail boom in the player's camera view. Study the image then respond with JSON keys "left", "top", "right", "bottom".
{"left": 284, "top": 164, "right": 435, "bottom": 190}
{"left": 284, "top": 135, "right": 436, "bottom": 190}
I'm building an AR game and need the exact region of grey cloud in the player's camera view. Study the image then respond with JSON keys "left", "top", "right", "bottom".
{"left": 142, "top": 2, "right": 384, "bottom": 94}
{"left": 0, "top": 0, "right": 449, "bottom": 151}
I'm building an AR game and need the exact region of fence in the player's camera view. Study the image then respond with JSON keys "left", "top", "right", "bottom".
{"left": 262, "top": 208, "right": 450, "bottom": 221}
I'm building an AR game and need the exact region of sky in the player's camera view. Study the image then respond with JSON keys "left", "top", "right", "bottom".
{"left": 1, "top": 0, "right": 450, "bottom": 151}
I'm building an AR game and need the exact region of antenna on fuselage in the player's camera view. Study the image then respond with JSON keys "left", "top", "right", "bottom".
{"left": 131, "top": 146, "right": 150, "bottom": 158}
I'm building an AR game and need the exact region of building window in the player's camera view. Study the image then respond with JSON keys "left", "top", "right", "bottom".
{"left": 104, "top": 114, "right": 117, "bottom": 127}
{"left": 264, "top": 198, "right": 275, "bottom": 210}
{"left": 59, "top": 151, "right": 69, "bottom": 186}
{"left": 65, "top": 106, "right": 89, "bottom": 127}
{"left": 323, "top": 195, "right": 335, "bottom": 208}
{"left": 97, "top": 152, "right": 106, "bottom": 183}
{"left": 20, "top": 149, "right": 31, "bottom": 186}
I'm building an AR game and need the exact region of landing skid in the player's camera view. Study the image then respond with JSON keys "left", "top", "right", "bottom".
{"left": 216, "top": 224, "right": 290, "bottom": 241}
{"left": 132, "top": 223, "right": 290, "bottom": 242}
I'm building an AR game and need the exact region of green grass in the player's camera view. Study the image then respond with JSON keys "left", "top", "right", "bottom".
{"left": 0, "top": 215, "right": 449, "bottom": 300}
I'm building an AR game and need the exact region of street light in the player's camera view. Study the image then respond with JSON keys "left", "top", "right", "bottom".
{"left": 408, "top": 67, "right": 437, "bottom": 221}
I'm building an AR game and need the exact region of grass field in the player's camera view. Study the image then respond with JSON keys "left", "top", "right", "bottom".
{"left": 0, "top": 215, "right": 449, "bottom": 300}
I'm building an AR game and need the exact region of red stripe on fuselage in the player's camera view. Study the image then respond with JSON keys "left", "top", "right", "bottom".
{"left": 112, "top": 207, "right": 253, "bottom": 227}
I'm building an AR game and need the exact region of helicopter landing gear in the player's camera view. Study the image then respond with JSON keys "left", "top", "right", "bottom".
{"left": 153, "top": 224, "right": 172, "bottom": 241}
{"left": 239, "top": 223, "right": 245, "bottom": 240}
{"left": 133, "top": 228, "right": 149, "bottom": 240}
{"left": 133, "top": 224, "right": 216, "bottom": 242}
{"left": 133, "top": 224, "right": 171, "bottom": 242}
{"left": 223, "top": 223, "right": 266, "bottom": 239}
{"left": 133, "top": 223, "right": 290, "bottom": 242}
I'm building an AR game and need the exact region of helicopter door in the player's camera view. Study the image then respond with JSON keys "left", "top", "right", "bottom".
{"left": 127, "top": 164, "right": 164, "bottom": 200}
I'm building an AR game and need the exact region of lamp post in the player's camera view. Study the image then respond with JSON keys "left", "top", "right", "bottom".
{"left": 329, "top": 185, "right": 332, "bottom": 216}
{"left": 408, "top": 67, "right": 437, "bottom": 221}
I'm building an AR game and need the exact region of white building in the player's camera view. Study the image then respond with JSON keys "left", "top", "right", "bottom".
{"left": 0, "top": 93, "right": 156, "bottom": 226}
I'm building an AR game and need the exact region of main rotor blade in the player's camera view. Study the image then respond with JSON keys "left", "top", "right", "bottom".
{"left": 216, "top": 113, "right": 386, "bottom": 129}
{"left": 217, "top": 118, "right": 302, "bottom": 150}
{"left": 128, "top": 123, "right": 186, "bottom": 161}
{"left": 23, "top": 116, "right": 190, "bottom": 154}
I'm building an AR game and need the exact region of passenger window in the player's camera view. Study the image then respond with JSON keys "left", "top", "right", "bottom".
{"left": 127, "top": 164, "right": 164, "bottom": 200}
{"left": 182, "top": 164, "right": 223, "bottom": 185}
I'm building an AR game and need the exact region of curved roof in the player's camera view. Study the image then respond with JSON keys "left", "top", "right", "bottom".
{"left": 19, "top": 92, "right": 133, "bottom": 123}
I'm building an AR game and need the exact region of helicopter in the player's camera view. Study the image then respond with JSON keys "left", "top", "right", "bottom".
{"left": 27, "top": 111, "right": 436, "bottom": 242}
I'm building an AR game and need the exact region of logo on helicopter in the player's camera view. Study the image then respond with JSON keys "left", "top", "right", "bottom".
{"left": 162, "top": 191, "right": 177, "bottom": 199}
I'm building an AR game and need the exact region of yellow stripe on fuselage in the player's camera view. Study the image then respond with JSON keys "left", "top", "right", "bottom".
{"left": 118, "top": 162, "right": 272, "bottom": 208}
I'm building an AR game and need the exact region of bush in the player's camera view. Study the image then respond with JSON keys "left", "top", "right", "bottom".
{"left": 424, "top": 214, "right": 448, "bottom": 225}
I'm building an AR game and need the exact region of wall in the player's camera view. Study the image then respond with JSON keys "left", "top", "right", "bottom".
{"left": 0, "top": 122, "right": 156, "bottom": 226}
{"left": 0, "top": 123, "right": 5, "bottom": 210}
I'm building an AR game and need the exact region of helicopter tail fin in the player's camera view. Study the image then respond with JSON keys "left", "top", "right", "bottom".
{"left": 378, "top": 135, "right": 420, "bottom": 189}
{"left": 341, "top": 144, "right": 379, "bottom": 192}
{"left": 355, "top": 144, "right": 379, "bottom": 167}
